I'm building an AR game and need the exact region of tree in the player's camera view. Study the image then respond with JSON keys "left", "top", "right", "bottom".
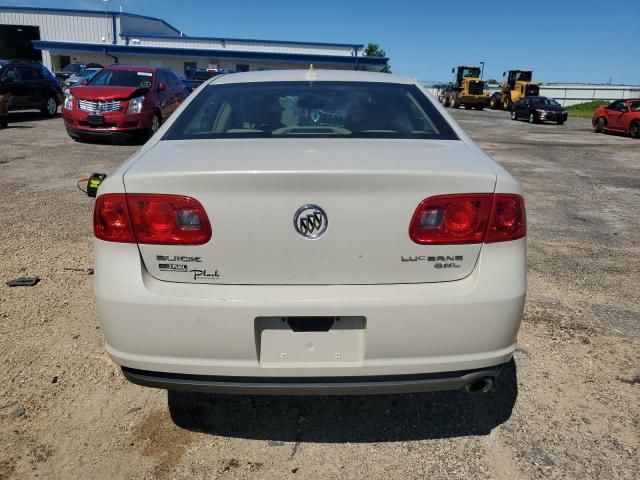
{"left": 486, "top": 79, "right": 499, "bottom": 84}
{"left": 364, "top": 43, "right": 391, "bottom": 73}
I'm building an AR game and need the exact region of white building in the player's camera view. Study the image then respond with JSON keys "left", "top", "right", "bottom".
{"left": 0, "top": 6, "right": 388, "bottom": 76}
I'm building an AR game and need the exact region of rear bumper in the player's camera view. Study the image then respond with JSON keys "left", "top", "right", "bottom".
{"left": 95, "top": 237, "right": 526, "bottom": 391}
{"left": 122, "top": 364, "right": 505, "bottom": 395}
{"left": 459, "top": 94, "right": 489, "bottom": 104}
{"left": 537, "top": 111, "right": 568, "bottom": 122}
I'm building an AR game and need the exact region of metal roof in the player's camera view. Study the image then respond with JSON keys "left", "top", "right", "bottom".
{"left": 0, "top": 5, "right": 182, "bottom": 34}
{"left": 1, "top": 6, "right": 365, "bottom": 50}
{"left": 120, "top": 33, "right": 363, "bottom": 49}
{"left": 32, "top": 41, "right": 389, "bottom": 68}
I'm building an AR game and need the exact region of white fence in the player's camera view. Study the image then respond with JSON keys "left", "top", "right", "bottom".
{"left": 424, "top": 83, "right": 640, "bottom": 107}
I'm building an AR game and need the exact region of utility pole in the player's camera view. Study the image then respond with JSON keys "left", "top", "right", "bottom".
{"left": 103, "top": 0, "right": 108, "bottom": 43}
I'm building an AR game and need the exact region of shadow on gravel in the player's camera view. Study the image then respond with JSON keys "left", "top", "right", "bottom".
{"left": 167, "top": 360, "right": 518, "bottom": 442}
{"left": 7, "top": 111, "right": 58, "bottom": 124}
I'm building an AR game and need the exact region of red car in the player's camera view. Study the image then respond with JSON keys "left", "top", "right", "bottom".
{"left": 592, "top": 98, "right": 640, "bottom": 139}
{"left": 63, "top": 64, "right": 188, "bottom": 141}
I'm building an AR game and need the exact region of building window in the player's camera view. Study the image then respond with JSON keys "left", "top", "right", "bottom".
{"left": 236, "top": 64, "right": 250, "bottom": 72}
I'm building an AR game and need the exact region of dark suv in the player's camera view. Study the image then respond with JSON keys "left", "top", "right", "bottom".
{"left": 0, "top": 59, "right": 63, "bottom": 117}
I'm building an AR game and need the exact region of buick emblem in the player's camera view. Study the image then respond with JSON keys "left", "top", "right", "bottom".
{"left": 293, "top": 204, "right": 328, "bottom": 239}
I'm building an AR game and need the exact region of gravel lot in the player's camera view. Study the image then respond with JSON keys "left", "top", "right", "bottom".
{"left": 0, "top": 108, "right": 638, "bottom": 480}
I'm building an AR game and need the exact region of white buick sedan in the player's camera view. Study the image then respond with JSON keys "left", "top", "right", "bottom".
{"left": 93, "top": 69, "right": 526, "bottom": 395}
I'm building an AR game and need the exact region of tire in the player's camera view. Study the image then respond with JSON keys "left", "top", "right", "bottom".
{"left": 475, "top": 104, "right": 484, "bottom": 111}
{"left": 503, "top": 96, "right": 512, "bottom": 111}
{"left": 594, "top": 117, "right": 605, "bottom": 133}
{"left": 511, "top": 110, "right": 518, "bottom": 121}
{"left": 630, "top": 121, "right": 640, "bottom": 139}
{"left": 441, "top": 95, "right": 450, "bottom": 108}
{"left": 450, "top": 94, "right": 460, "bottom": 109}
{"left": 464, "top": 105, "right": 472, "bottom": 110}
{"left": 149, "top": 112, "right": 161, "bottom": 137}
{"left": 41, "top": 96, "right": 58, "bottom": 117}
{"left": 528, "top": 113, "right": 536, "bottom": 124}
{"left": 0, "top": 118, "right": 7, "bottom": 129}
{"left": 557, "top": 120, "right": 565, "bottom": 125}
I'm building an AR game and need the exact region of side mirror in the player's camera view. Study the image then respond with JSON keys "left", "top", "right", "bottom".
{"left": 81, "top": 78, "right": 89, "bottom": 85}
{"left": 158, "top": 82, "right": 167, "bottom": 92}
{"left": 451, "top": 68, "right": 455, "bottom": 74}
{"left": 502, "top": 72, "right": 506, "bottom": 77}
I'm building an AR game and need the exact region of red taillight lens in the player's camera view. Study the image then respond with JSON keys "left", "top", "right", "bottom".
{"left": 485, "top": 194, "right": 526, "bottom": 243}
{"left": 409, "top": 193, "right": 526, "bottom": 245}
{"left": 409, "top": 194, "right": 493, "bottom": 244}
{"left": 94, "top": 194, "right": 135, "bottom": 243}
{"left": 94, "top": 193, "right": 211, "bottom": 245}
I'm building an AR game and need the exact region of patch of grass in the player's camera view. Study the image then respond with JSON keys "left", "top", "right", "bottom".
{"left": 566, "top": 100, "right": 609, "bottom": 118}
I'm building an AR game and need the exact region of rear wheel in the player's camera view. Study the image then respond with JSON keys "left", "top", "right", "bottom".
{"left": 631, "top": 121, "right": 640, "bottom": 139}
{"left": 441, "top": 95, "right": 450, "bottom": 107}
{"left": 464, "top": 104, "right": 472, "bottom": 110}
{"left": 556, "top": 120, "right": 565, "bottom": 125}
{"left": 450, "top": 94, "right": 460, "bottom": 108}
{"left": 594, "top": 117, "right": 605, "bottom": 133}
{"left": 41, "top": 96, "right": 58, "bottom": 117}
{"left": 475, "top": 104, "right": 484, "bottom": 111}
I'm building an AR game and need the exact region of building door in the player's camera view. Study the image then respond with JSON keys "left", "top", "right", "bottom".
{"left": 184, "top": 62, "right": 197, "bottom": 79}
{"left": 0, "top": 25, "right": 41, "bottom": 61}
{"left": 57, "top": 56, "right": 71, "bottom": 70}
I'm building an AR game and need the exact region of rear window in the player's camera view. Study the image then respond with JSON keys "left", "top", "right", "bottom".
{"left": 163, "top": 81, "right": 458, "bottom": 140}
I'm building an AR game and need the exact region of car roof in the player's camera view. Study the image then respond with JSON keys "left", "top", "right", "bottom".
{"left": 2, "top": 59, "right": 41, "bottom": 65}
{"left": 209, "top": 69, "right": 415, "bottom": 86}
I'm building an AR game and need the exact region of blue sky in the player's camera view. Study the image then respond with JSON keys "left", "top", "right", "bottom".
{"left": 3, "top": 0, "right": 639, "bottom": 84}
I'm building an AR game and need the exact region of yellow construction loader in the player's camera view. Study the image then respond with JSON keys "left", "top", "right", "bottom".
{"left": 489, "top": 70, "right": 540, "bottom": 110}
{"left": 439, "top": 66, "right": 490, "bottom": 110}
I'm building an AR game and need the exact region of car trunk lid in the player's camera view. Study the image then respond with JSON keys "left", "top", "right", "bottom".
{"left": 123, "top": 139, "right": 496, "bottom": 285}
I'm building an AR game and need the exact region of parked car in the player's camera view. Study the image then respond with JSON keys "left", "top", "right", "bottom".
{"left": 55, "top": 62, "right": 102, "bottom": 81}
{"left": 511, "top": 96, "right": 568, "bottom": 124}
{"left": 178, "top": 75, "right": 202, "bottom": 94}
{"left": 0, "top": 91, "right": 9, "bottom": 128}
{"left": 65, "top": 67, "right": 102, "bottom": 89}
{"left": 188, "top": 67, "right": 234, "bottom": 82}
{"left": 592, "top": 99, "right": 640, "bottom": 139}
{"left": 0, "top": 59, "right": 63, "bottom": 117}
{"left": 92, "top": 69, "right": 527, "bottom": 395}
{"left": 63, "top": 64, "right": 188, "bottom": 141}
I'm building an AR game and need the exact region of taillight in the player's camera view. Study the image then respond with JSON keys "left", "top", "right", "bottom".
{"left": 94, "top": 193, "right": 211, "bottom": 245}
{"left": 94, "top": 194, "right": 135, "bottom": 243}
{"left": 409, "top": 193, "right": 525, "bottom": 245}
{"left": 485, "top": 194, "right": 526, "bottom": 243}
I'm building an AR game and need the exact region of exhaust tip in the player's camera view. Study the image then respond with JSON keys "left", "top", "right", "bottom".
{"left": 465, "top": 377, "right": 494, "bottom": 394}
